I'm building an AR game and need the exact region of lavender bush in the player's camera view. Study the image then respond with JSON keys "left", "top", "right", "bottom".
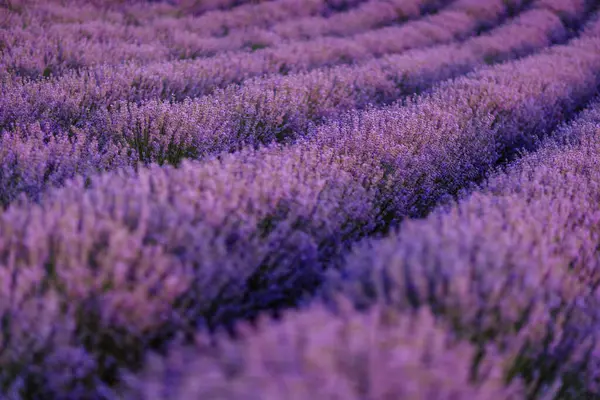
{"left": 3, "top": 0, "right": 588, "bottom": 206}
{"left": 1, "top": 0, "right": 368, "bottom": 78}
{"left": 2, "top": 0, "right": 600, "bottom": 398}
{"left": 322, "top": 98, "right": 600, "bottom": 397}
{"left": 1, "top": 0, "right": 498, "bottom": 94}
{"left": 122, "top": 301, "right": 525, "bottom": 399}
{"left": 2, "top": 0, "right": 438, "bottom": 78}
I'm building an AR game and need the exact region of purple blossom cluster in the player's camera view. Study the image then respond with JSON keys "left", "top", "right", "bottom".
{"left": 2, "top": 0, "right": 600, "bottom": 398}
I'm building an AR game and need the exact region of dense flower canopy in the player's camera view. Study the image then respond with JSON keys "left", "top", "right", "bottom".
{"left": 1, "top": 0, "right": 600, "bottom": 398}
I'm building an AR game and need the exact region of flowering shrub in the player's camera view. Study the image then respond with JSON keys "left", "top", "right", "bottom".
{"left": 122, "top": 302, "right": 525, "bottom": 399}
{"left": 323, "top": 98, "right": 600, "bottom": 397}
{"left": 1, "top": 0, "right": 443, "bottom": 78}
{"left": 2, "top": 0, "right": 600, "bottom": 398}
{"left": 2, "top": 0, "right": 591, "bottom": 206}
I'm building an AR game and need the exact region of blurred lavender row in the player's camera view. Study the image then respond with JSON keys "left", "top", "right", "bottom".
{"left": 0, "top": 0, "right": 589, "bottom": 206}
{"left": 124, "top": 61, "right": 600, "bottom": 400}
{"left": 322, "top": 96, "right": 600, "bottom": 397}
{"left": 123, "top": 303, "right": 525, "bottom": 399}
{"left": 3, "top": 0, "right": 436, "bottom": 77}
{"left": 2, "top": 0, "right": 182, "bottom": 27}
{"left": 1, "top": 0, "right": 505, "bottom": 93}
{"left": 4, "top": 0, "right": 350, "bottom": 36}
{"left": 3, "top": 0, "right": 600, "bottom": 398}
{"left": 1, "top": 12, "right": 599, "bottom": 397}
{"left": 0, "top": 0, "right": 454, "bottom": 130}
{"left": 157, "top": 0, "right": 366, "bottom": 30}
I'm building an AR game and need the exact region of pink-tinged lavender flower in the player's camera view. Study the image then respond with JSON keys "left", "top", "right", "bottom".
{"left": 120, "top": 302, "right": 524, "bottom": 399}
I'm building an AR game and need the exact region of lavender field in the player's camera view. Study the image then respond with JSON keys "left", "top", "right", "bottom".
{"left": 1, "top": 0, "right": 600, "bottom": 398}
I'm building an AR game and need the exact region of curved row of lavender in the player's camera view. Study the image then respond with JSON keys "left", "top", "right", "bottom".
{"left": 3, "top": 0, "right": 446, "bottom": 73}
{"left": 0, "top": 0, "right": 467, "bottom": 129}
{"left": 4, "top": 0, "right": 582, "bottom": 206}
{"left": 318, "top": 96, "right": 600, "bottom": 398}
{"left": 0, "top": 0, "right": 456, "bottom": 127}
{"left": 125, "top": 302, "right": 526, "bottom": 399}
{"left": 125, "top": 71, "right": 600, "bottom": 400}
{"left": 2, "top": 0, "right": 600, "bottom": 398}
{"left": 1, "top": 0, "right": 370, "bottom": 78}
{"left": 2, "top": 0, "right": 516, "bottom": 97}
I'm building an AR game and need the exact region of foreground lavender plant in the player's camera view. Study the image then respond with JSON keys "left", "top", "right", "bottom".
{"left": 120, "top": 302, "right": 524, "bottom": 399}
{"left": 322, "top": 98, "right": 600, "bottom": 397}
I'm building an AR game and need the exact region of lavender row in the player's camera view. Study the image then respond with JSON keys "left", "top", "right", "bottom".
{"left": 1, "top": 18, "right": 600, "bottom": 396}
{"left": 321, "top": 98, "right": 600, "bottom": 397}
{"left": 153, "top": 0, "right": 446, "bottom": 59}
{"left": 156, "top": 0, "right": 367, "bottom": 36}
{"left": 2, "top": 0, "right": 400, "bottom": 71}
{"left": 0, "top": 0, "right": 519, "bottom": 133}
{"left": 1, "top": 0, "right": 180, "bottom": 27}
{"left": 144, "top": 0, "right": 445, "bottom": 59}
{"left": 123, "top": 95, "right": 600, "bottom": 399}
{"left": 0, "top": 0, "right": 587, "bottom": 207}
{"left": 0, "top": 0, "right": 507, "bottom": 90}
{"left": 1, "top": 0, "right": 367, "bottom": 79}
{"left": 243, "top": 0, "right": 443, "bottom": 41}
{"left": 1, "top": 0, "right": 442, "bottom": 79}
{"left": 122, "top": 303, "right": 524, "bottom": 399}
{"left": 7, "top": 0, "right": 325, "bottom": 35}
